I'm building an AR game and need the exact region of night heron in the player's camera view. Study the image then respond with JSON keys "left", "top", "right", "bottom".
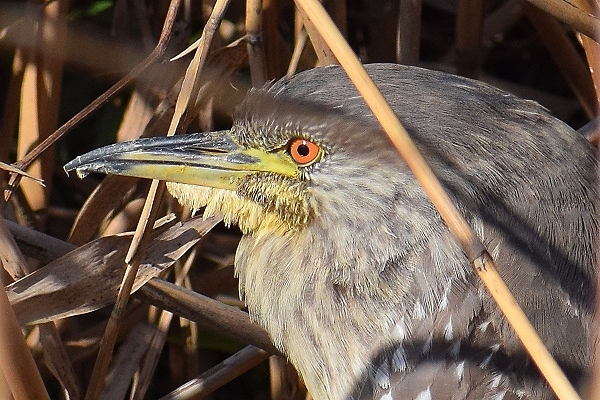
{"left": 65, "top": 64, "right": 598, "bottom": 399}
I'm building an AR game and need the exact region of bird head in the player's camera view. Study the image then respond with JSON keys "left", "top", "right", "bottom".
{"left": 64, "top": 82, "right": 413, "bottom": 235}
{"left": 65, "top": 124, "right": 313, "bottom": 235}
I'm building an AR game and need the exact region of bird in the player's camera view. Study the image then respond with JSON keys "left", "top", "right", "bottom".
{"left": 65, "top": 63, "right": 598, "bottom": 399}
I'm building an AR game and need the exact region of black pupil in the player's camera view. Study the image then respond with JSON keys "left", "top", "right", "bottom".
{"left": 297, "top": 143, "right": 310, "bottom": 157}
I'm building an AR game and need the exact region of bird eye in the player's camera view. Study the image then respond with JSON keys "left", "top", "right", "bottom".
{"left": 288, "top": 138, "right": 321, "bottom": 166}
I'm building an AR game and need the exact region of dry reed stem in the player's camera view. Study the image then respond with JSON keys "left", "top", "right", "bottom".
{"left": 0, "top": 217, "right": 49, "bottom": 400}
{"left": 293, "top": 0, "right": 583, "bottom": 398}
{"left": 521, "top": 0, "right": 598, "bottom": 118}
{"left": 129, "top": 249, "right": 197, "bottom": 399}
{"left": 3, "top": 0, "right": 182, "bottom": 205}
{"left": 455, "top": 0, "right": 484, "bottom": 77}
{"left": 83, "top": 180, "right": 165, "bottom": 400}
{"left": 0, "top": 283, "right": 50, "bottom": 400}
{"left": 136, "top": 278, "right": 278, "bottom": 354}
{"left": 524, "top": 0, "right": 600, "bottom": 42}
{"left": 295, "top": 4, "right": 337, "bottom": 66}
{"left": 87, "top": 0, "right": 233, "bottom": 397}
{"left": 287, "top": 18, "right": 308, "bottom": 76}
{"left": 160, "top": 345, "right": 270, "bottom": 399}
{"left": 397, "top": 0, "right": 422, "bottom": 63}
{"left": 570, "top": 0, "right": 600, "bottom": 114}
{"left": 245, "top": 0, "right": 267, "bottom": 86}
{"left": 80, "top": 0, "right": 184, "bottom": 394}
{"left": 16, "top": 0, "right": 66, "bottom": 221}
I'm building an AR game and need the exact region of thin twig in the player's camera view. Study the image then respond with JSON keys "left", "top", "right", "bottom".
{"left": 80, "top": 1, "right": 183, "bottom": 397}
{"left": 84, "top": 181, "right": 166, "bottom": 400}
{"left": 86, "top": 0, "right": 233, "bottom": 397}
{"left": 286, "top": 23, "right": 308, "bottom": 76}
{"left": 167, "top": 0, "right": 232, "bottom": 137}
{"left": 2, "top": 0, "right": 182, "bottom": 206}
{"left": 160, "top": 345, "right": 270, "bottom": 399}
{"left": 130, "top": 249, "right": 197, "bottom": 400}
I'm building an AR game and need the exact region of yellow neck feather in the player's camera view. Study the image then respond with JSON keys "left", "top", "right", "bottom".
{"left": 166, "top": 179, "right": 308, "bottom": 234}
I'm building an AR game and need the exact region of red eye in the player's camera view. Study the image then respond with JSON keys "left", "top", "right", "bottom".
{"left": 288, "top": 138, "right": 321, "bottom": 166}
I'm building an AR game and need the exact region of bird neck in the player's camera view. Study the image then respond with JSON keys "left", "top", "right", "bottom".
{"left": 235, "top": 211, "right": 477, "bottom": 399}
{"left": 235, "top": 229, "right": 386, "bottom": 399}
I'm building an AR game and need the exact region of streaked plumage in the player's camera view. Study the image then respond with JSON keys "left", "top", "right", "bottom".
{"left": 66, "top": 64, "right": 598, "bottom": 399}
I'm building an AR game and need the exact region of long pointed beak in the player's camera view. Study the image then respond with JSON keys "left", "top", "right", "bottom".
{"left": 64, "top": 131, "right": 299, "bottom": 190}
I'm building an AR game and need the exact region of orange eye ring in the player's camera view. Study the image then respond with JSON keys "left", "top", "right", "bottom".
{"left": 288, "top": 138, "right": 321, "bottom": 166}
